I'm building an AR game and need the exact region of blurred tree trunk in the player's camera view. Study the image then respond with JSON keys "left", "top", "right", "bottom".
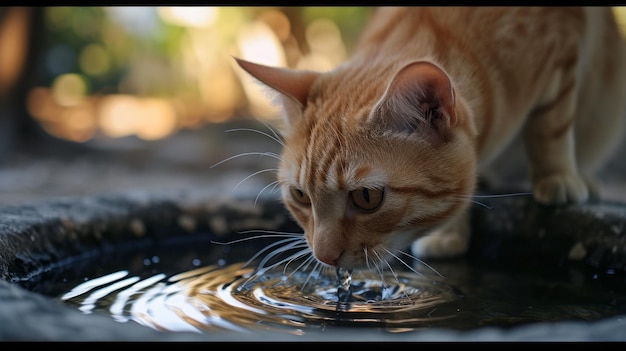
{"left": 279, "top": 7, "right": 309, "bottom": 57}
{"left": 0, "top": 7, "right": 46, "bottom": 163}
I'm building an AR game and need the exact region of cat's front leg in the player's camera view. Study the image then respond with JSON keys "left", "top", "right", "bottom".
{"left": 523, "top": 68, "right": 588, "bottom": 205}
{"left": 410, "top": 210, "right": 470, "bottom": 259}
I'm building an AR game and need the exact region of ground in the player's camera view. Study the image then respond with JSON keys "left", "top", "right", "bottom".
{"left": 0, "top": 119, "right": 283, "bottom": 207}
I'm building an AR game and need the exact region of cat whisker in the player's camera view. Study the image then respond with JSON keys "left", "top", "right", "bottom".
{"left": 268, "top": 245, "right": 311, "bottom": 275}
{"left": 284, "top": 251, "right": 315, "bottom": 277}
{"left": 285, "top": 255, "right": 324, "bottom": 291}
{"left": 256, "top": 246, "right": 310, "bottom": 277}
{"left": 210, "top": 232, "right": 302, "bottom": 246}
{"left": 470, "top": 200, "right": 494, "bottom": 210}
{"left": 255, "top": 180, "right": 280, "bottom": 205}
{"left": 373, "top": 250, "right": 409, "bottom": 300}
{"left": 370, "top": 249, "right": 389, "bottom": 289}
{"left": 379, "top": 251, "right": 402, "bottom": 288}
{"left": 269, "top": 180, "right": 283, "bottom": 195}
{"left": 235, "top": 229, "right": 303, "bottom": 236}
{"left": 303, "top": 255, "right": 320, "bottom": 274}
{"left": 212, "top": 228, "right": 323, "bottom": 291}
{"left": 232, "top": 168, "right": 279, "bottom": 192}
{"left": 470, "top": 192, "right": 534, "bottom": 198}
{"left": 245, "top": 246, "right": 313, "bottom": 289}
{"left": 257, "top": 239, "right": 307, "bottom": 270}
{"left": 395, "top": 250, "right": 444, "bottom": 278}
{"left": 301, "top": 261, "right": 325, "bottom": 291}
{"left": 257, "top": 118, "right": 283, "bottom": 142}
{"left": 254, "top": 180, "right": 278, "bottom": 206}
{"left": 363, "top": 247, "right": 373, "bottom": 272}
{"left": 457, "top": 192, "right": 534, "bottom": 210}
{"left": 382, "top": 248, "right": 428, "bottom": 279}
{"left": 240, "top": 237, "right": 304, "bottom": 269}
{"left": 366, "top": 248, "right": 388, "bottom": 285}
{"left": 210, "top": 231, "right": 307, "bottom": 287}
{"left": 209, "top": 151, "right": 284, "bottom": 169}
{"left": 241, "top": 245, "right": 307, "bottom": 286}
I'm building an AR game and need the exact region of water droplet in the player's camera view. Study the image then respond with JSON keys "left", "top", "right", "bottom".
{"left": 335, "top": 266, "right": 353, "bottom": 311}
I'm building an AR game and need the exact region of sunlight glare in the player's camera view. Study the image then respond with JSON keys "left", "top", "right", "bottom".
{"left": 158, "top": 7, "right": 219, "bottom": 28}
{"left": 613, "top": 7, "right": 626, "bottom": 37}
{"left": 135, "top": 98, "right": 177, "bottom": 140}
{"left": 98, "top": 94, "right": 144, "bottom": 138}
{"left": 236, "top": 20, "right": 285, "bottom": 120}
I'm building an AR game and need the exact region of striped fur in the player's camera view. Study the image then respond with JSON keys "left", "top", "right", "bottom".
{"left": 236, "top": 7, "right": 626, "bottom": 269}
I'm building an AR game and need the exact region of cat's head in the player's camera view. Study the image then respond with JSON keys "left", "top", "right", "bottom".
{"left": 236, "top": 57, "right": 478, "bottom": 270}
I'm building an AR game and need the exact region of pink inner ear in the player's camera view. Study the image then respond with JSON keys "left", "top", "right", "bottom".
{"left": 234, "top": 57, "right": 319, "bottom": 106}
{"left": 389, "top": 61, "right": 457, "bottom": 127}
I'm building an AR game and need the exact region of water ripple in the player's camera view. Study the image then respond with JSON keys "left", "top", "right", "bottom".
{"left": 60, "top": 262, "right": 461, "bottom": 334}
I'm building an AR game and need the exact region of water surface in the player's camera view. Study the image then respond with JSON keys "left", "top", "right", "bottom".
{"left": 21, "top": 233, "right": 626, "bottom": 334}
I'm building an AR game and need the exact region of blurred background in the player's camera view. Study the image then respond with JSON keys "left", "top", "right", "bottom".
{"left": 1, "top": 6, "right": 625, "bottom": 206}
{"left": 0, "top": 6, "right": 374, "bottom": 145}
{"left": 0, "top": 6, "right": 374, "bottom": 205}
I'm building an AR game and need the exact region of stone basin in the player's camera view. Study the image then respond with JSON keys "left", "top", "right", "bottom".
{"left": 1, "top": 187, "right": 625, "bottom": 341}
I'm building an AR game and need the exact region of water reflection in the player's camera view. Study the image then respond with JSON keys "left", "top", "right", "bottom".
{"left": 54, "top": 245, "right": 626, "bottom": 335}
{"left": 59, "top": 261, "right": 463, "bottom": 334}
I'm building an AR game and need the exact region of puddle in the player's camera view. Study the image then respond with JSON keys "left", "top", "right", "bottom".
{"left": 18, "top": 232, "right": 626, "bottom": 335}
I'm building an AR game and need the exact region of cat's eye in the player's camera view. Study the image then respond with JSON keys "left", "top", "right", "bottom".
{"left": 289, "top": 187, "right": 311, "bottom": 205}
{"left": 350, "top": 187, "right": 384, "bottom": 212}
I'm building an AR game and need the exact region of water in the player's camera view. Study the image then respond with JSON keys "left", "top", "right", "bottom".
{"left": 20, "top": 234, "right": 626, "bottom": 335}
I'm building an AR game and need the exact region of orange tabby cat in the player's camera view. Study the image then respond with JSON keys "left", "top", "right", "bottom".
{"left": 235, "top": 7, "right": 626, "bottom": 270}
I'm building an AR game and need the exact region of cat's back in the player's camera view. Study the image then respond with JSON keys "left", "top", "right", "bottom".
{"left": 357, "top": 7, "right": 587, "bottom": 61}
{"left": 354, "top": 6, "right": 626, "bottom": 166}
{"left": 355, "top": 7, "right": 593, "bottom": 100}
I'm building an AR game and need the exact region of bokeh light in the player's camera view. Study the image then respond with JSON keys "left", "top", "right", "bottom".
{"left": 98, "top": 94, "right": 145, "bottom": 138}
{"left": 24, "top": 7, "right": 374, "bottom": 142}
{"left": 79, "top": 44, "right": 110, "bottom": 76}
{"left": 51, "top": 73, "right": 88, "bottom": 107}
{"left": 614, "top": 7, "right": 626, "bottom": 36}
{"left": 157, "top": 7, "right": 219, "bottom": 28}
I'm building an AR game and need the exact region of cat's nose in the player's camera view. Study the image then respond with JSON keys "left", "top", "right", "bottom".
{"left": 316, "top": 253, "right": 341, "bottom": 267}
{"left": 311, "top": 231, "right": 344, "bottom": 266}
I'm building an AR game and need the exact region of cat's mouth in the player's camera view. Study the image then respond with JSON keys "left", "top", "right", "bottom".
{"left": 315, "top": 231, "right": 425, "bottom": 271}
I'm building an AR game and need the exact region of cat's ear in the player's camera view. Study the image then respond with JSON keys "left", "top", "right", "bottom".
{"left": 371, "top": 61, "right": 457, "bottom": 143}
{"left": 234, "top": 57, "right": 320, "bottom": 133}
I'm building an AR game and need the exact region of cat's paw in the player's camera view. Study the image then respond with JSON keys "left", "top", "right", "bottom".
{"left": 533, "top": 173, "right": 589, "bottom": 205}
{"left": 411, "top": 232, "right": 469, "bottom": 259}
